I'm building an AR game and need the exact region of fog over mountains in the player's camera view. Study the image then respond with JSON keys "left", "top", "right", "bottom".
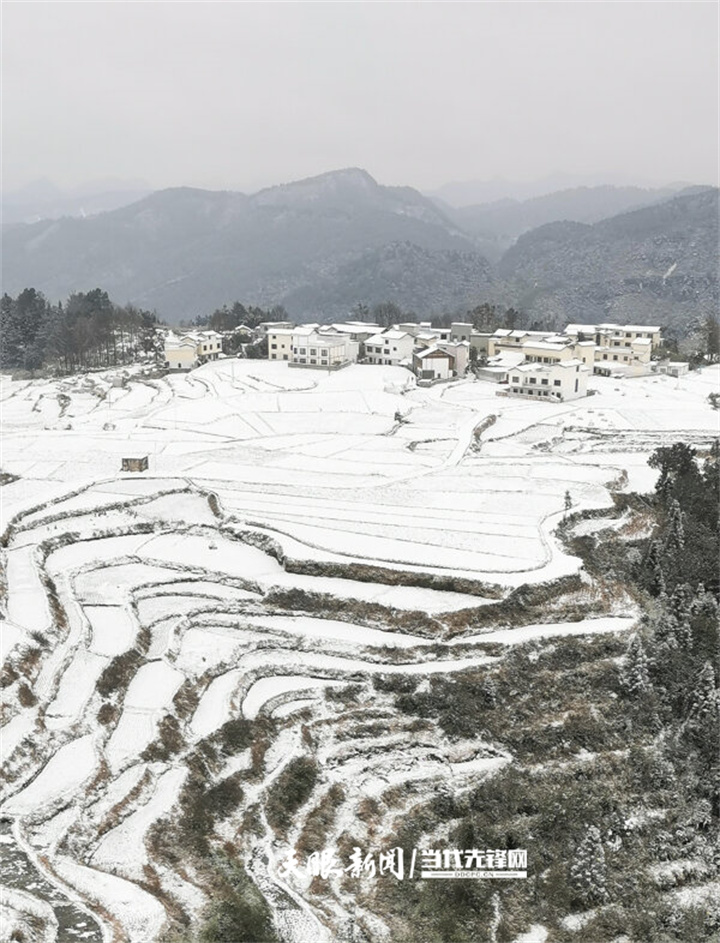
{"left": 2, "top": 169, "right": 717, "bottom": 332}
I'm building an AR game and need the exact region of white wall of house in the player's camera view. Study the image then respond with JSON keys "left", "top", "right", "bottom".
{"left": 437, "top": 341, "right": 469, "bottom": 375}
{"left": 565, "top": 323, "right": 663, "bottom": 352}
{"left": 506, "top": 359, "right": 589, "bottom": 401}
{"left": 450, "top": 322, "right": 473, "bottom": 343}
{"left": 365, "top": 331, "right": 414, "bottom": 365}
{"left": 268, "top": 330, "right": 294, "bottom": 361}
{"left": 414, "top": 348, "right": 454, "bottom": 380}
{"left": 290, "top": 330, "right": 357, "bottom": 367}
{"left": 164, "top": 341, "right": 197, "bottom": 370}
{"left": 164, "top": 330, "right": 221, "bottom": 369}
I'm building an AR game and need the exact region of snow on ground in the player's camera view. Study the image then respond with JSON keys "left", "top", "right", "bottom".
{"left": 1, "top": 360, "right": 717, "bottom": 942}
{"left": 53, "top": 855, "right": 167, "bottom": 943}
{"left": 0, "top": 712, "right": 36, "bottom": 765}
{"left": 86, "top": 606, "right": 137, "bottom": 657}
{"left": 4, "top": 362, "right": 716, "bottom": 585}
{"left": 5, "top": 547, "right": 50, "bottom": 632}
{"left": 458, "top": 615, "right": 636, "bottom": 646}
{"left": 2, "top": 735, "right": 97, "bottom": 816}
{"left": 238, "top": 614, "right": 428, "bottom": 648}
{"left": 91, "top": 767, "right": 187, "bottom": 881}
{"left": 243, "top": 676, "right": 345, "bottom": 720}
{"left": 44, "top": 649, "right": 108, "bottom": 730}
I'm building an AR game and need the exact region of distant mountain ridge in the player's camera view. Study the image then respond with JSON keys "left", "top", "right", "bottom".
{"left": 1, "top": 169, "right": 486, "bottom": 320}
{"left": 436, "top": 185, "right": 683, "bottom": 262}
{"left": 1, "top": 169, "right": 717, "bottom": 332}
{"left": 500, "top": 187, "right": 719, "bottom": 332}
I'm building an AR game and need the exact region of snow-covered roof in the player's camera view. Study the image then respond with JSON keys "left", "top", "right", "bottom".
{"left": 415, "top": 345, "right": 454, "bottom": 361}
{"left": 515, "top": 358, "right": 585, "bottom": 373}
{"left": 565, "top": 324, "right": 601, "bottom": 334}
{"left": 599, "top": 323, "right": 661, "bottom": 333}
{"left": 492, "top": 329, "right": 513, "bottom": 337}
{"left": 367, "top": 331, "right": 411, "bottom": 345}
{"left": 330, "top": 323, "right": 377, "bottom": 334}
{"left": 520, "top": 340, "right": 569, "bottom": 351}
{"left": 487, "top": 351, "right": 526, "bottom": 368}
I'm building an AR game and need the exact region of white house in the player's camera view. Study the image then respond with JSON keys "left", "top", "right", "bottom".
{"left": 164, "top": 330, "right": 222, "bottom": 370}
{"left": 413, "top": 346, "right": 455, "bottom": 380}
{"left": 564, "top": 322, "right": 662, "bottom": 376}
{"left": 653, "top": 360, "right": 689, "bottom": 378}
{"left": 268, "top": 327, "right": 299, "bottom": 361}
{"left": 289, "top": 328, "right": 358, "bottom": 368}
{"left": 504, "top": 359, "right": 589, "bottom": 401}
{"left": 450, "top": 322, "right": 474, "bottom": 343}
{"left": 364, "top": 330, "right": 415, "bottom": 366}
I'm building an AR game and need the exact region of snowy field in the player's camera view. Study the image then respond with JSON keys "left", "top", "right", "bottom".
{"left": 1, "top": 359, "right": 717, "bottom": 942}
{"left": 3, "top": 361, "right": 716, "bottom": 580}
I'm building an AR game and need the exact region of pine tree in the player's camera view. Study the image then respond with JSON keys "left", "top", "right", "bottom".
{"left": 570, "top": 825, "right": 609, "bottom": 906}
{"left": 687, "top": 663, "right": 720, "bottom": 732}
{"left": 666, "top": 499, "right": 686, "bottom": 553}
{"left": 622, "top": 635, "right": 651, "bottom": 697}
{"left": 670, "top": 583, "right": 692, "bottom": 621}
{"left": 645, "top": 540, "right": 665, "bottom": 596}
{"left": 684, "top": 662, "right": 720, "bottom": 768}
{"left": 674, "top": 618, "right": 693, "bottom": 650}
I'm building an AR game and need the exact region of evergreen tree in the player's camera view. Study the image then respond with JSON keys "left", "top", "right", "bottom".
{"left": 570, "top": 825, "right": 609, "bottom": 906}
{"left": 669, "top": 583, "right": 692, "bottom": 622}
{"left": 665, "top": 499, "right": 686, "bottom": 553}
{"left": 622, "top": 635, "right": 651, "bottom": 697}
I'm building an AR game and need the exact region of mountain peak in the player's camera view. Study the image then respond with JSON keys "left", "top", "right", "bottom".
{"left": 252, "top": 168, "right": 379, "bottom": 206}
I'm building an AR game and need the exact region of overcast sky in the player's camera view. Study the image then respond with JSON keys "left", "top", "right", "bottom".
{"left": 3, "top": 1, "right": 718, "bottom": 195}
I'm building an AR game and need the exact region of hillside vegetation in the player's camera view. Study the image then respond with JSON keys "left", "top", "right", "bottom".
{"left": 2, "top": 171, "right": 717, "bottom": 333}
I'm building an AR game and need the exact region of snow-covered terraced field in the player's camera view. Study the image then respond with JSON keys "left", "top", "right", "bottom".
{"left": 1, "top": 360, "right": 717, "bottom": 941}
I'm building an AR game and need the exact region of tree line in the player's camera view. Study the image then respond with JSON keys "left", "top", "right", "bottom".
{"left": 1, "top": 288, "right": 158, "bottom": 374}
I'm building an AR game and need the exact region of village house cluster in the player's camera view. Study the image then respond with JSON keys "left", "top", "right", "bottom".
{"left": 163, "top": 318, "right": 675, "bottom": 403}
{"left": 163, "top": 329, "right": 223, "bottom": 369}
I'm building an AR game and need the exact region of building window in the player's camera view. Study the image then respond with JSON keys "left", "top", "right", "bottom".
{"left": 271, "top": 343, "right": 277, "bottom": 349}
{"left": 613, "top": 355, "right": 618, "bottom": 361}
{"left": 553, "top": 379, "right": 561, "bottom": 387}
{"left": 283, "top": 355, "right": 288, "bottom": 361}
{"left": 512, "top": 376, "right": 519, "bottom": 383}
{"left": 310, "top": 348, "right": 317, "bottom": 355}
{"left": 300, "top": 348, "right": 306, "bottom": 355}
{"left": 541, "top": 378, "right": 548, "bottom": 385}
{"left": 529, "top": 377, "right": 537, "bottom": 384}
